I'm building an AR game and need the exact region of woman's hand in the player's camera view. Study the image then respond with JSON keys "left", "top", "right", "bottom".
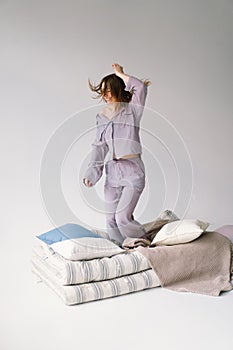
{"left": 112, "top": 63, "right": 129, "bottom": 84}
{"left": 112, "top": 63, "right": 124, "bottom": 75}
{"left": 83, "top": 178, "right": 93, "bottom": 187}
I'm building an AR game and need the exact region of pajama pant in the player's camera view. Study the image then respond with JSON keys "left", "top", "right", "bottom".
{"left": 104, "top": 156, "right": 146, "bottom": 244}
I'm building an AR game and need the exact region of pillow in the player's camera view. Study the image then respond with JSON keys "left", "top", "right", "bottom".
{"left": 151, "top": 219, "right": 209, "bottom": 246}
{"left": 215, "top": 225, "right": 233, "bottom": 243}
{"left": 36, "top": 223, "right": 124, "bottom": 260}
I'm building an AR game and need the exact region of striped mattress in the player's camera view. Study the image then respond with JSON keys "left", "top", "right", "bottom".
{"left": 31, "top": 246, "right": 160, "bottom": 305}
{"left": 31, "top": 244, "right": 152, "bottom": 285}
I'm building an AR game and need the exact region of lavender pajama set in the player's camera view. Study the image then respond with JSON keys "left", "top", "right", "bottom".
{"left": 84, "top": 76, "right": 148, "bottom": 244}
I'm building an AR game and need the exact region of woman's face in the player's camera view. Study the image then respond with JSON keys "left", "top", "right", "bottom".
{"left": 103, "top": 89, "right": 117, "bottom": 103}
{"left": 101, "top": 82, "right": 117, "bottom": 103}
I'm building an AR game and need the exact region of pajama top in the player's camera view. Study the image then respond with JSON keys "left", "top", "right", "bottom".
{"left": 84, "top": 76, "right": 148, "bottom": 186}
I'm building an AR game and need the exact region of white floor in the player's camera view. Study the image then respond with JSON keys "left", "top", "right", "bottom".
{"left": 1, "top": 226, "right": 232, "bottom": 350}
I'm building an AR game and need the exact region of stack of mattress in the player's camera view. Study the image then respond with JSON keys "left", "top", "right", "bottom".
{"left": 31, "top": 223, "right": 161, "bottom": 305}
{"left": 32, "top": 213, "right": 233, "bottom": 304}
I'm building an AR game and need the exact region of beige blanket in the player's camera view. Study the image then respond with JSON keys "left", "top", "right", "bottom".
{"left": 133, "top": 231, "right": 233, "bottom": 296}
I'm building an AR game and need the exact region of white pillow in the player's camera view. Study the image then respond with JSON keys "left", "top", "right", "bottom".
{"left": 152, "top": 219, "right": 209, "bottom": 246}
{"left": 51, "top": 237, "right": 124, "bottom": 260}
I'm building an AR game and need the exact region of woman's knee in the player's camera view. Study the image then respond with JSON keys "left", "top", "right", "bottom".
{"left": 115, "top": 211, "right": 131, "bottom": 227}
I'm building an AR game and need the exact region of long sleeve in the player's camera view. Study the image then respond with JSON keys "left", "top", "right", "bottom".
{"left": 83, "top": 117, "right": 109, "bottom": 186}
{"left": 125, "top": 76, "right": 148, "bottom": 107}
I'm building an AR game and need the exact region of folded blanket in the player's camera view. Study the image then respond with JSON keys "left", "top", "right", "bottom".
{"left": 137, "top": 231, "right": 232, "bottom": 296}
{"left": 122, "top": 237, "right": 151, "bottom": 249}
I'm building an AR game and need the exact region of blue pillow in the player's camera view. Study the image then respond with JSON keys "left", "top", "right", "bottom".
{"left": 36, "top": 223, "right": 124, "bottom": 260}
{"left": 37, "top": 223, "right": 100, "bottom": 245}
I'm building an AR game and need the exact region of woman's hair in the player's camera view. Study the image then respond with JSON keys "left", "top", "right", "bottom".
{"left": 88, "top": 74, "right": 151, "bottom": 102}
{"left": 88, "top": 74, "right": 131, "bottom": 102}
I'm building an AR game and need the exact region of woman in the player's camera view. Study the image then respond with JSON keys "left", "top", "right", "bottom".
{"left": 83, "top": 63, "right": 150, "bottom": 245}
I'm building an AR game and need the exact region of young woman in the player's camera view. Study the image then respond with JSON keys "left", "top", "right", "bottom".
{"left": 83, "top": 63, "right": 150, "bottom": 245}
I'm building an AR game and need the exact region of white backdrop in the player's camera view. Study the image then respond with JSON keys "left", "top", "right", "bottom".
{"left": 0, "top": 1, "right": 232, "bottom": 349}
{"left": 1, "top": 0, "right": 233, "bottom": 237}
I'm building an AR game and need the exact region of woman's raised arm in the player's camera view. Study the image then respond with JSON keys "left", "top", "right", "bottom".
{"left": 112, "top": 63, "right": 148, "bottom": 107}
{"left": 112, "top": 63, "right": 130, "bottom": 84}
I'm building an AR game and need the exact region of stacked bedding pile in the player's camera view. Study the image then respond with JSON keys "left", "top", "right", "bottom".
{"left": 31, "top": 213, "right": 233, "bottom": 304}
{"left": 31, "top": 223, "right": 161, "bottom": 305}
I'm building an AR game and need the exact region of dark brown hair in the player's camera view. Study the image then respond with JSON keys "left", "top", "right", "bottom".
{"left": 88, "top": 74, "right": 132, "bottom": 103}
